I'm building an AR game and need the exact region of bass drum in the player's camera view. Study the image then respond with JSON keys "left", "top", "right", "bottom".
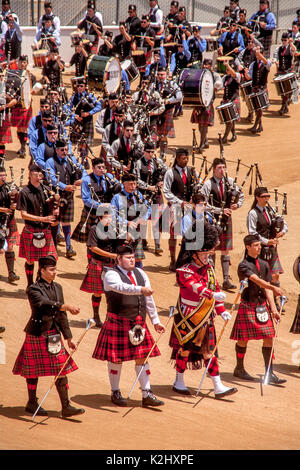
{"left": 180, "top": 68, "right": 214, "bottom": 107}
{"left": 5, "top": 69, "right": 32, "bottom": 109}
{"left": 87, "top": 55, "right": 121, "bottom": 94}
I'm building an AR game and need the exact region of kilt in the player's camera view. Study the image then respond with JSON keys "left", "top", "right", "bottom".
{"left": 72, "top": 207, "right": 97, "bottom": 243}
{"left": 260, "top": 35, "right": 272, "bottom": 59}
{"left": 12, "top": 329, "right": 78, "bottom": 378}
{"left": 169, "top": 304, "right": 217, "bottom": 369}
{"left": 215, "top": 217, "right": 233, "bottom": 251}
{"left": 59, "top": 196, "right": 74, "bottom": 224}
{"left": 0, "top": 117, "right": 12, "bottom": 144}
{"left": 157, "top": 108, "right": 175, "bottom": 138}
{"left": 19, "top": 225, "right": 57, "bottom": 263}
{"left": 134, "top": 237, "right": 145, "bottom": 260}
{"left": 70, "top": 118, "right": 94, "bottom": 146}
{"left": 6, "top": 217, "right": 20, "bottom": 249}
{"left": 80, "top": 257, "right": 115, "bottom": 295}
{"left": 11, "top": 105, "right": 33, "bottom": 128}
{"left": 92, "top": 312, "right": 161, "bottom": 363}
{"left": 268, "top": 253, "right": 283, "bottom": 275}
{"left": 230, "top": 300, "right": 275, "bottom": 341}
{"left": 191, "top": 104, "right": 215, "bottom": 127}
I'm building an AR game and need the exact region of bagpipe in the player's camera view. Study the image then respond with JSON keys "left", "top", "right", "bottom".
{"left": 43, "top": 169, "right": 60, "bottom": 223}
{"left": 0, "top": 166, "right": 24, "bottom": 238}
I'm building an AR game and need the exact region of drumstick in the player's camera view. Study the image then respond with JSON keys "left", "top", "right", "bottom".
{"left": 86, "top": 20, "right": 103, "bottom": 33}
{"left": 224, "top": 48, "right": 237, "bottom": 57}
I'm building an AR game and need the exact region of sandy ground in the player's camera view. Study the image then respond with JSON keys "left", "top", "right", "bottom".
{"left": 0, "top": 65, "right": 299, "bottom": 452}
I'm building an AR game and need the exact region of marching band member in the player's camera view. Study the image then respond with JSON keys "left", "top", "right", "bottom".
{"left": 33, "top": 14, "right": 61, "bottom": 51}
{"left": 1, "top": 0, "right": 18, "bottom": 24}
{"left": 125, "top": 4, "right": 141, "bottom": 37}
{"left": 169, "top": 222, "right": 238, "bottom": 398}
{"left": 191, "top": 58, "right": 223, "bottom": 152}
{"left": 164, "top": 1, "right": 179, "bottom": 43}
{"left": 0, "top": 165, "right": 20, "bottom": 283}
{"left": 273, "top": 33, "right": 297, "bottom": 115}
{"left": 12, "top": 255, "right": 85, "bottom": 418}
{"left": 45, "top": 138, "right": 87, "bottom": 258}
{"left": 3, "top": 13, "right": 22, "bottom": 61}
{"left": 100, "top": 106, "right": 125, "bottom": 157}
{"left": 77, "top": 1, "right": 103, "bottom": 55}
{"left": 112, "top": 21, "right": 132, "bottom": 62}
{"left": 95, "top": 92, "right": 119, "bottom": 137}
{"left": 210, "top": 6, "right": 233, "bottom": 37}
{"left": 218, "top": 21, "right": 245, "bottom": 60}
{"left": 133, "top": 14, "right": 156, "bottom": 78}
{"left": 36, "top": 1, "right": 61, "bottom": 36}
{"left": 92, "top": 243, "right": 165, "bottom": 407}
{"left": 170, "top": 34, "right": 191, "bottom": 76}
{"left": 0, "top": 67, "right": 17, "bottom": 159}
{"left": 34, "top": 123, "right": 59, "bottom": 170}
{"left": 230, "top": 0, "right": 241, "bottom": 22}
{"left": 144, "top": 43, "right": 166, "bottom": 78}
{"left": 220, "top": 60, "right": 241, "bottom": 143}
{"left": 200, "top": 158, "right": 244, "bottom": 291}
{"left": 41, "top": 45, "right": 64, "bottom": 89}
{"left": 67, "top": 40, "right": 88, "bottom": 77}
{"left": 237, "top": 8, "right": 252, "bottom": 47}
{"left": 187, "top": 26, "right": 207, "bottom": 65}
{"left": 148, "top": 0, "right": 164, "bottom": 36}
{"left": 230, "top": 234, "right": 286, "bottom": 385}
{"left": 249, "top": 0, "right": 276, "bottom": 59}
{"left": 17, "top": 163, "right": 57, "bottom": 288}
{"left": 29, "top": 110, "right": 55, "bottom": 162}
{"left": 28, "top": 99, "right": 51, "bottom": 137}
{"left": 106, "top": 119, "right": 143, "bottom": 174}
{"left": 72, "top": 157, "right": 120, "bottom": 244}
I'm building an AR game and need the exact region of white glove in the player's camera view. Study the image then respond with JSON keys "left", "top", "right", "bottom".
{"left": 213, "top": 291, "right": 227, "bottom": 302}
{"left": 221, "top": 311, "right": 232, "bottom": 321}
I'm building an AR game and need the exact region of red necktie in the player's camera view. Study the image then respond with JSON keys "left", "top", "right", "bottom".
{"left": 219, "top": 179, "right": 224, "bottom": 199}
{"left": 255, "top": 258, "right": 260, "bottom": 272}
{"left": 182, "top": 169, "right": 187, "bottom": 184}
{"left": 127, "top": 271, "right": 136, "bottom": 285}
{"left": 126, "top": 139, "right": 130, "bottom": 153}
{"left": 148, "top": 160, "right": 151, "bottom": 171}
{"left": 263, "top": 208, "right": 270, "bottom": 224}
{"left": 117, "top": 124, "right": 121, "bottom": 136}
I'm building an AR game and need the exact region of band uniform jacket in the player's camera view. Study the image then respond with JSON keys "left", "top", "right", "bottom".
{"left": 24, "top": 278, "right": 72, "bottom": 339}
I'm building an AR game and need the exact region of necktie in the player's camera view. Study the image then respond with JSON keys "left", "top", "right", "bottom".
{"left": 182, "top": 169, "right": 187, "bottom": 184}
{"left": 127, "top": 271, "right": 136, "bottom": 285}
{"left": 255, "top": 258, "right": 260, "bottom": 272}
{"left": 148, "top": 160, "right": 151, "bottom": 171}
{"left": 117, "top": 124, "right": 121, "bottom": 136}
{"left": 263, "top": 208, "right": 270, "bottom": 224}
{"left": 219, "top": 179, "right": 224, "bottom": 199}
{"left": 126, "top": 139, "right": 130, "bottom": 153}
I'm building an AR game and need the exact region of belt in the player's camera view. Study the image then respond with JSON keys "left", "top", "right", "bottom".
{"left": 180, "top": 298, "right": 199, "bottom": 307}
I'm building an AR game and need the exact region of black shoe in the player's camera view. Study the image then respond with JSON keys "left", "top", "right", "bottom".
{"left": 221, "top": 136, "right": 228, "bottom": 144}
{"left": 142, "top": 390, "right": 164, "bottom": 407}
{"left": 215, "top": 387, "right": 238, "bottom": 399}
{"left": 169, "top": 260, "right": 176, "bottom": 272}
{"left": 172, "top": 385, "right": 191, "bottom": 396}
{"left": 248, "top": 126, "right": 258, "bottom": 134}
{"left": 265, "top": 372, "right": 287, "bottom": 385}
{"left": 230, "top": 134, "right": 237, "bottom": 142}
{"left": 93, "top": 318, "right": 103, "bottom": 328}
{"left": 233, "top": 367, "right": 256, "bottom": 381}
{"left": 56, "top": 234, "right": 65, "bottom": 244}
{"left": 8, "top": 272, "right": 20, "bottom": 283}
{"left": 66, "top": 247, "right": 76, "bottom": 259}
{"left": 142, "top": 241, "right": 149, "bottom": 251}
{"left": 111, "top": 390, "right": 127, "bottom": 407}
{"left": 61, "top": 402, "right": 85, "bottom": 418}
{"left": 222, "top": 279, "right": 237, "bottom": 291}
{"left": 25, "top": 400, "right": 48, "bottom": 417}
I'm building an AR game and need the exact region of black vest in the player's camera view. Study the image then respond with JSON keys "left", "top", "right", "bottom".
{"left": 53, "top": 155, "right": 76, "bottom": 191}
{"left": 44, "top": 141, "right": 57, "bottom": 162}
{"left": 4, "top": 29, "right": 21, "bottom": 59}
{"left": 241, "top": 48, "right": 256, "bottom": 68}
{"left": 253, "top": 10, "right": 273, "bottom": 38}
{"left": 188, "top": 37, "right": 203, "bottom": 63}
{"left": 103, "top": 106, "right": 113, "bottom": 128}
{"left": 117, "top": 137, "right": 134, "bottom": 166}
{"left": 223, "top": 75, "right": 239, "bottom": 101}
{"left": 278, "top": 45, "right": 293, "bottom": 73}
{"left": 105, "top": 267, "right": 147, "bottom": 321}
{"left": 72, "top": 92, "right": 94, "bottom": 122}
{"left": 174, "top": 51, "right": 189, "bottom": 73}
{"left": 86, "top": 172, "right": 113, "bottom": 211}
{"left": 252, "top": 60, "right": 269, "bottom": 89}
{"left": 253, "top": 206, "right": 271, "bottom": 239}
{"left": 222, "top": 31, "right": 239, "bottom": 56}
{"left": 171, "top": 166, "right": 193, "bottom": 202}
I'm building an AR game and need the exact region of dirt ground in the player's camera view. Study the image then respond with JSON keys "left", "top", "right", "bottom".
{"left": 0, "top": 65, "right": 299, "bottom": 452}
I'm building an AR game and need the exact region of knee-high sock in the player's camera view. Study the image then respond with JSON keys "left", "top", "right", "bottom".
{"left": 51, "top": 225, "right": 59, "bottom": 247}
{"left": 175, "top": 351, "right": 189, "bottom": 373}
{"left": 135, "top": 363, "right": 151, "bottom": 397}
{"left": 235, "top": 343, "right": 247, "bottom": 370}
{"left": 25, "top": 262, "right": 34, "bottom": 286}
{"left": 0, "top": 144, "right": 5, "bottom": 157}
{"left": 220, "top": 254, "right": 230, "bottom": 281}
{"left": 91, "top": 295, "right": 101, "bottom": 321}
{"left": 107, "top": 362, "right": 122, "bottom": 392}
{"left": 5, "top": 251, "right": 15, "bottom": 274}
{"left": 26, "top": 378, "right": 38, "bottom": 403}
{"left": 62, "top": 224, "right": 71, "bottom": 250}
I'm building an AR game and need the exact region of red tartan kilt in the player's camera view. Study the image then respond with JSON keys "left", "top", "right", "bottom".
{"left": 92, "top": 312, "right": 161, "bottom": 363}
{"left": 80, "top": 257, "right": 115, "bottom": 295}
{"left": 230, "top": 300, "right": 275, "bottom": 341}
{"left": 215, "top": 217, "right": 233, "bottom": 251}
{"left": 11, "top": 106, "right": 33, "bottom": 128}
{"left": 157, "top": 108, "right": 175, "bottom": 138}
{"left": 190, "top": 104, "right": 215, "bottom": 127}
{"left": 19, "top": 225, "right": 57, "bottom": 263}
{"left": 12, "top": 329, "right": 78, "bottom": 378}
{"left": 0, "top": 118, "right": 12, "bottom": 143}
{"left": 7, "top": 217, "right": 20, "bottom": 249}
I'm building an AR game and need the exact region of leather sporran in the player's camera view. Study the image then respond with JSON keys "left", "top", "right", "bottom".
{"left": 255, "top": 305, "right": 269, "bottom": 324}
{"left": 47, "top": 333, "right": 62, "bottom": 355}
{"left": 32, "top": 232, "right": 46, "bottom": 248}
{"left": 128, "top": 324, "right": 146, "bottom": 346}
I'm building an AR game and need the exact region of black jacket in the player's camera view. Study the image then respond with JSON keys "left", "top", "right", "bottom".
{"left": 24, "top": 278, "right": 72, "bottom": 339}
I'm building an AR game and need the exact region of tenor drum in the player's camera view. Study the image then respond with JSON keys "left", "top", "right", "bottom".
{"left": 87, "top": 55, "right": 121, "bottom": 94}
{"left": 121, "top": 59, "right": 140, "bottom": 83}
{"left": 216, "top": 56, "right": 233, "bottom": 74}
{"left": 131, "top": 49, "right": 146, "bottom": 69}
{"left": 179, "top": 68, "right": 214, "bottom": 107}
{"left": 273, "top": 72, "right": 299, "bottom": 96}
{"left": 33, "top": 49, "right": 49, "bottom": 67}
{"left": 216, "top": 101, "right": 239, "bottom": 123}
{"left": 247, "top": 90, "right": 269, "bottom": 112}
{"left": 5, "top": 69, "right": 32, "bottom": 109}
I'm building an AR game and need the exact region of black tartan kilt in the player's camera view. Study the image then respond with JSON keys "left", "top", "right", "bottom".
{"left": 215, "top": 217, "right": 233, "bottom": 251}
{"left": 72, "top": 207, "right": 97, "bottom": 243}
{"left": 59, "top": 196, "right": 74, "bottom": 224}
{"left": 70, "top": 119, "right": 94, "bottom": 146}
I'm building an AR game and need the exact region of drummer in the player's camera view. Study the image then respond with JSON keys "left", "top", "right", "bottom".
{"left": 210, "top": 6, "right": 233, "bottom": 37}
{"left": 133, "top": 15, "right": 156, "bottom": 80}
{"left": 3, "top": 13, "right": 23, "bottom": 62}
{"left": 218, "top": 21, "right": 245, "bottom": 60}
{"left": 273, "top": 33, "right": 297, "bottom": 115}
{"left": 33, "top": 14, "right": 61, "bottom": 51}
{"left": 77, "top": 1, "right": 103, "bottom": 55}
{"left": 168, "top": 6, "right": 192, "bottom": 42}
{"left": 36, "top": 1, "right": 61, "bottom": 36}
{"left": 144, "top": 43, "right": 167, "bottom": 80}
{"left": 237, "top": 8, "right": 253, "bottom": 47}
{"left": 66, "top": 39, "right": 88, "bottom": 77}
{"left": 41, "top": 44, "right": 64, "bottom": 89}
{"left": 170, "top": 34, "right": 191, "bottom": 77}
{"left": 125, "top": 4, "right": 141, "bottom": 37}
{"left": 187, "top": 26, "right": 207, "bottom": 65}
{"left": 112, "top": 22, "right": 132, "bottom": 62}
{"left": 220, "top": 60, "right": 242, "bottom": 144}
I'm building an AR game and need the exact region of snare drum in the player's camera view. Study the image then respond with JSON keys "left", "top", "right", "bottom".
{"left": 33, "top": 49, "right": 49, "bottom": 67}
{"left": 240, "top": 80, "right": 252, "bottom": 101}
{"left": 247, "top": 90, "right": 269, "bottom": 112}
{"left": 121, "top": 59, "right": 140, "bottom": 83}
{"left": 71, "top": 30, "right": 83, "bottom": 45}
{"left": 273, "top": 72, "right": 299, "bottom": 96}
{"left": 216, "top": 101, "right": 239, "bottom": 124}
{"left": 206, "top": 37, "right": 218, "bottom": 52}
{"left": 217, "top": 56, "right": 233, "bottom": 74}
{"left": 87, "top": 55, "right": 121, "bottom": 94}
{"left": 179, "top": 68, "right": 214, "bottom": 107}
{"left": 131, "top": 49, "right": 146, "bottom": 69}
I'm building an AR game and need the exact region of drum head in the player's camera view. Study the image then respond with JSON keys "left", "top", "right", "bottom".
{"left": 199, "top": 69, "right": 214, "bottom": 108}
{"left": 104, "top": 57, "right": 121, "bottom": 94}
{"left": 121, "top": 59, "right": 131, "bottom": 71}
{"left": 20, "top": 70, "right": 32, "bottom": 109}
